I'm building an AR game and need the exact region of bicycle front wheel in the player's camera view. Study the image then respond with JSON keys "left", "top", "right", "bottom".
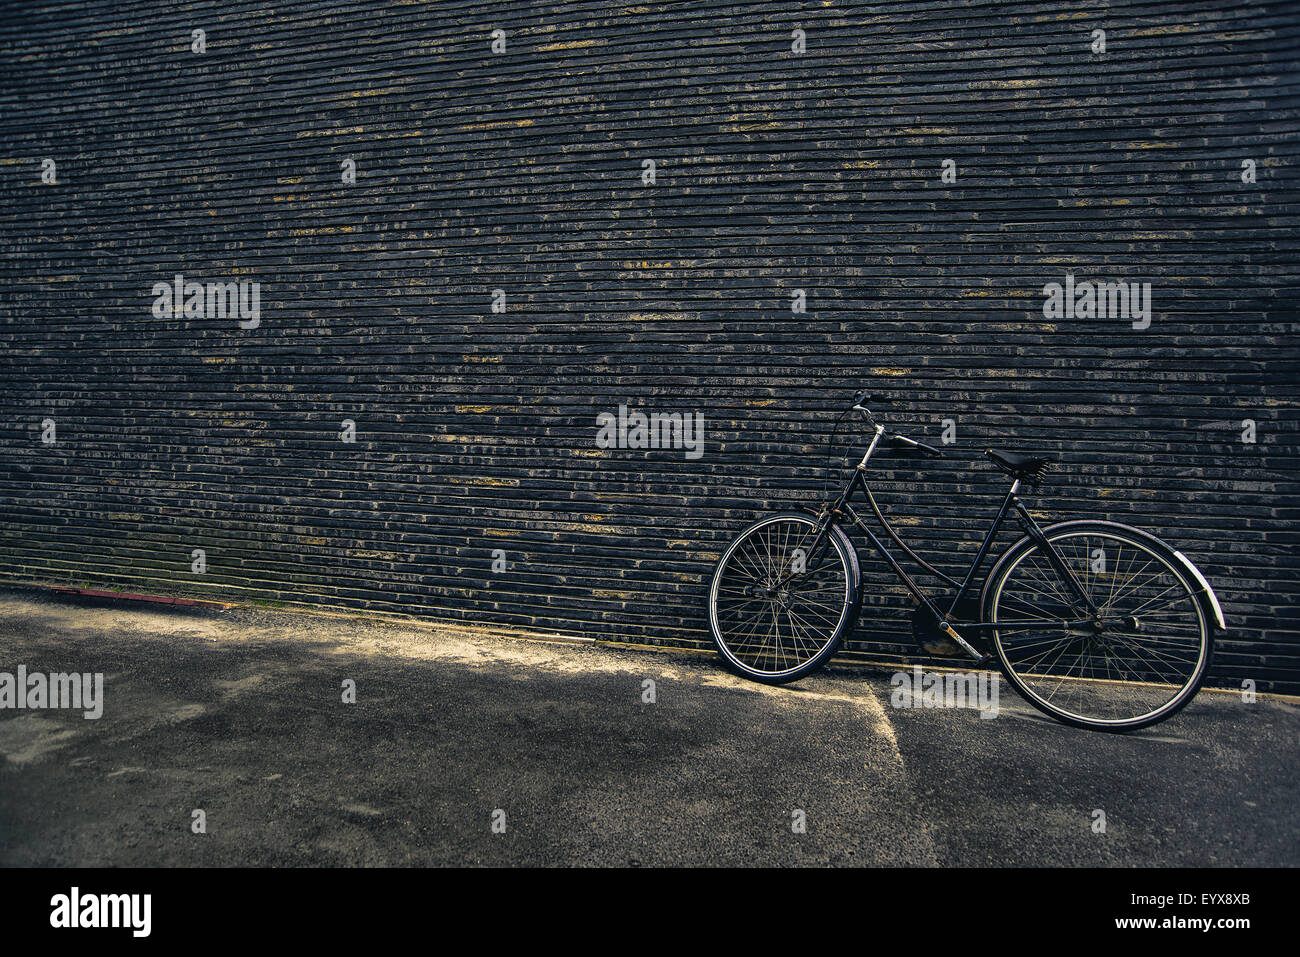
{"left": 984, "top": 522, "right": 1212, "bottom": 731}
{"left": 707, "top": 512, "right": 860, "bottom": 684}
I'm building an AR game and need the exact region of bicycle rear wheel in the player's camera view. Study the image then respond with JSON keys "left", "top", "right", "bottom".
{"left": 707, "top": 512, "right": 860, "bottom": 684}
{"left": 984, "top": 522, "right": 1212, "bottom": 731}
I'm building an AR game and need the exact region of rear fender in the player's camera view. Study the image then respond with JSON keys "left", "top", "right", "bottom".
{"left": 980, "top": 519, "right": 1225, "bottom": 632}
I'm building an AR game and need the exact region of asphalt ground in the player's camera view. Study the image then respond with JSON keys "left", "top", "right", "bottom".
{"left": 0, "top": 588, "right": 1294, "bottom": 866}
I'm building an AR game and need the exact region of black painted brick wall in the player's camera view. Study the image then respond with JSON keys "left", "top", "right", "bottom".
{"left": 2, "top": 1, "right": 1298, "bottom": 691}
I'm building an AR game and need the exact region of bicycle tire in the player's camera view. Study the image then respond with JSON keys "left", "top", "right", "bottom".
{"left": 707, "top": 511, "right": 861, "bottom": 684}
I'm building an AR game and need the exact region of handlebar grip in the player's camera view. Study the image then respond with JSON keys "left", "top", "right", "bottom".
{"left": 894, "top": 433, "right": 944, "bottom": 457}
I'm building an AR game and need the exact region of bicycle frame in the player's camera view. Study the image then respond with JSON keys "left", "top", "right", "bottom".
{"left": 798, "top": 423, "right": 1100, "bottom": 660}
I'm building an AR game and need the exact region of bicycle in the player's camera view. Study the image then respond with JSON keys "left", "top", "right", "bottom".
{"left": 706, "top": 392, "right": 1226, "bottom": 731}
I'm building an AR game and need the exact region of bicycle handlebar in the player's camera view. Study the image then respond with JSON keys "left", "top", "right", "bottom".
{"left": 852, "top": 391, "right": 885, "bottom": 410}
{"left": 892, "top": 433, "right": 945, "bottom": 458}
{"left": 851, "top": 393, "right": 943, "bottom": 457}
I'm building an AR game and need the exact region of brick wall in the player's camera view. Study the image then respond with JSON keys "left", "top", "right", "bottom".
{"left": 2, "top": 0, "right": 1297, "bottom": 691}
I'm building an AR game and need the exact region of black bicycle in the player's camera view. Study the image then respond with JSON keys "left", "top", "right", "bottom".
{"left": 706, "top": 392, "right": 1226, "bottom": 731}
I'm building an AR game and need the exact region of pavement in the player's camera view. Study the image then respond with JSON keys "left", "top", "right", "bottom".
{"left": 0, "top": 587, "right": 1295, "bottom": 867}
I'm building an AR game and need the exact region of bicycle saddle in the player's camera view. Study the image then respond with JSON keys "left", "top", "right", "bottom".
{"left": 985, "top": 448, "right": 1053, "bottom": 480}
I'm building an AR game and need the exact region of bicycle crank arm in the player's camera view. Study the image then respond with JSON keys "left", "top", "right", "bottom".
{"left": 938, "top": 622, "right": 985, "bottom": 660}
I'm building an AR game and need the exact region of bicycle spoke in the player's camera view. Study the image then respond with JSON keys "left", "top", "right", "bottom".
{"left": 710, "top": 517, "right": 853, "bottom": 677}
{"left": 991, "top": 529, "right": 1208, "bottom": 728}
